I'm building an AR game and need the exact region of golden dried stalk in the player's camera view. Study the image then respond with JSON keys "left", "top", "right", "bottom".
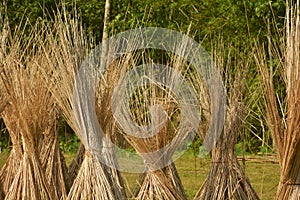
{"left": 40, "top": 9, "right": 126, "bottom": 199}
{"left": 0, "top": 109, "right": 23, "bottom": 198}
{"left": 68, "top": 143, "right": 85, "bottom": 180}
{"left": 0, "top": 19, "right": 59, "bottom": 200}
{"left": 195, "top": 40, "right": 259, "bottom": 200}
{"left": 40, "top": 117, "right": 72, "bottom": 200}
{"left": 109, "top": 50, "right": 198, "bottom": 199}
{"left": 254, "top": 1, "right": 300, "bottom": 198}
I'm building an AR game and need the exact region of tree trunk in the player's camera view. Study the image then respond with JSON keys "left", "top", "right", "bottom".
{"left": 0, "top": 0, "right": 9, "bottom": 62}
{"left": 102, "top": 0, "right": 110, "bottom": 42}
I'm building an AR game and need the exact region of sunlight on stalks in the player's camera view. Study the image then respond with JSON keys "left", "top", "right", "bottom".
{"left": 195, "top": 39, "right": 259, "bottom": 200}
{"left": 0, "top": 21, "right": 58, "bottom": 199}
{"left": 40, "top": 9, "right": 126, "bottom": 200}
{"left": 254, "top": 0, "right": 300, "bottom": 199}
{"left": 105, "top": 32, "right": 206, "bottom": 199}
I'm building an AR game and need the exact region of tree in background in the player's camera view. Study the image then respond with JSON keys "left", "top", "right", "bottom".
{"left": 2, "top": 0, "right": 286, "bottom": 154}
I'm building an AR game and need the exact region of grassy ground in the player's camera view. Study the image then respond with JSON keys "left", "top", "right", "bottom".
{"left": 0, "top": 150, "right": 280, "bottom": 199}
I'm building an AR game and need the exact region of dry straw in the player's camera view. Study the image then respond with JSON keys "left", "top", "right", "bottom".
{"left": 36, "top": 33, "right": 71, "bottom": 199}
{"left": 68, "top": 143, "right": 85, "bottom": 179}
{"left": 126, "top": 69, "right": 187, "bottom": 200}
{"left": 195, "top": 40, "right": 259, "bottom": 200}
{"left": 0, "top": 107, "right": 23, "bottom": 198}
{"left": 0, "top": 5, "right": 21, "bottom": 197}
{"left": 254, "top": 0, "right": 300, "bottom": 199}
{"left": 39, "top": 114, "right": 72, "bottom": 199}
{"left": 40, "top": 9, "right": 126, "bottom": 199}
{"left": 107, "top": 34, "right": 203, "bottom": 199}
{"left": 0, "top": 20, "right": 58, "bottom": 199}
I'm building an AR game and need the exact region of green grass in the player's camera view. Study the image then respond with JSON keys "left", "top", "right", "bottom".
{"left": 0, "top": 151, "right": 9, "bottom": 167}
{"left": 0, "top": 150, "right": 280, "bottom": 199}
{"left": 244, "top": 158, "right": 280, "bottom": 200}
{"left": 174, "top": 151, "right": 210, "bottom": 198}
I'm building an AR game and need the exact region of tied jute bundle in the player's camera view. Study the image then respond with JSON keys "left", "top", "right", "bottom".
{"left": 109, "top": 39, "right": 201, "bottom": 199}
{"left": 40, "top": 9, "right": 126, "bottom": 199}
{"left": 254, "top": 1, "right": 300, "bottom": 198}
{"left": 0, "top": 21, "right": 58, "bottom": 199}
{"left": 195, "top": 41, "right": 259, "bottom": 200}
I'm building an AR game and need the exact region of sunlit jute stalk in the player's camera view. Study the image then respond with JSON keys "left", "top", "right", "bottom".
{"left": 109, "top": 44, "right": 201, "bottom": 199}
{"left": 0, "top": 108, "right": 23, "bottom": 198}
{"left": 254, "top": 1, "right": 300, "bottom": 199}
{"left": 195, "top": 41, "right": 259, "bottom": 200}
{"left": 1, "top": 25, "right": 58, "bottom": 199}
{"left": 40, "top": 115, "right": 72, "bottom": 200}
{"left": 40, "top": 9, "right": 126, "bottom": 199}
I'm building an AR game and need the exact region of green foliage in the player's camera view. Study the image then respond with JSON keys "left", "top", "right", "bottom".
{"left": 187, "top": 135, "right": 203, "bottom": 157}
{"left": 235, "top": 142, "right": 253, "bottom": 156}
{"left": 59, "top": 133, "right": 80, "bottom": 153}
{"left": 1, "top": 0, "right": 287, "bottom": 155}
{"left": 72, "top": 0, "right": 106, "bottom": 40}
{"left": 259, "top": 145, "right": 275, "bottom": 156}
{"left": 235, "top": 142, "right": 243, "bottom": 156}
{"left": 0, "top": 120, "right": 10, "bottom": 151}
{"left": 6, "top": 0, "right": 56, "bottom": 27}
{"left": 117, "top": 146, "right": 136, "bottom": 158}
{"left": 198, "top": 145, "right": 210, "bottom": 159}
{"left": 58, "top": 119, "right": 80, "bottom": 153}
